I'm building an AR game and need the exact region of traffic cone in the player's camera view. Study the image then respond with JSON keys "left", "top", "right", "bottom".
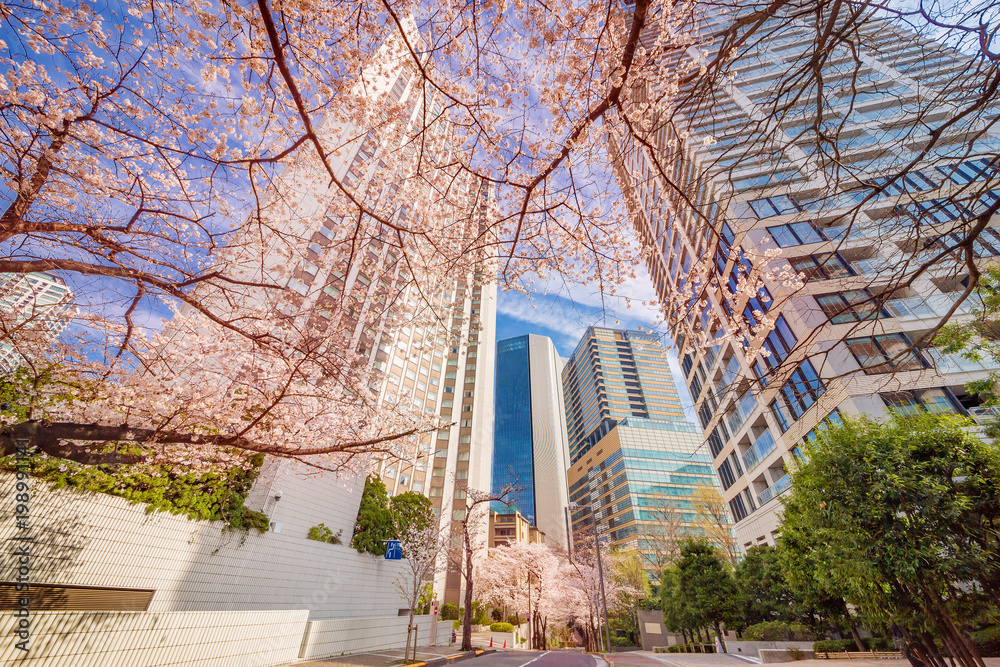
{"left": 490, "top": 637, "right": 493, "bottom": 647}
{"left": 503, "top": 640, "right": 507, "bottom": 649}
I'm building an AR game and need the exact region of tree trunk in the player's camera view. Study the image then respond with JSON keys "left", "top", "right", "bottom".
{"left": 461, "top": 521, "right": 474, "bottom": 651}
{"left": 696, "top": 626, "right": 703, "bottom": 643}
{"left": 713, "top": 620, "right": 726, "bottom": 652}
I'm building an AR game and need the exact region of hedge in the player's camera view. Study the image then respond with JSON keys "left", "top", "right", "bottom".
{"left": 490, "top": 622, "right": 514, "bottom": 632}
{"left": 743, "top": 621, "right": 814, "bottom": 641}
{"left": 814, "top": 640, "right": 856, "bottom": 653}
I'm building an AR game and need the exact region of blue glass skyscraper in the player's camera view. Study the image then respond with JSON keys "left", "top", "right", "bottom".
{"left": 491, "top": 334, "right": 571, "bottom": 547}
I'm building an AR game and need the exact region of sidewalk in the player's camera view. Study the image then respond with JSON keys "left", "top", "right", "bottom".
{"left": 287, "top": 645, "right": 465, "bottom": 667}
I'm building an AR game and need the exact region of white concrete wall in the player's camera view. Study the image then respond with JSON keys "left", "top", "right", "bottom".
{"left": 299, "top": 615, "right": 452, "bottom": 659}
{"left": 0, "top": 609, "right": 308, "bottom": 667}
{"left": 0, "top": 471, "right": 408, "bottom": 618}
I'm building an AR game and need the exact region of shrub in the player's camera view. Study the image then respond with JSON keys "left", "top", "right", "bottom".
{"left": 307, "top": 523, "right": 343, "bottom": 544}
{"left": 491, "top": 622, "right": 514, "bottom": 632}
{"left": 452, "top": 620, "right": 460, "bottom": 630}
{"left": 611, "top": 636, "right": 633, "bottom": 647}
{"left": 868, "top": 637, "right": 895, "bottom": 651}
{"left": 972, "top": 626, "right": 1000, "bottom": 657}
{"left": 666, "top": 645, "right": 684, "bottom": 653}
{"left": 814, "top": 640, "right": 855, "bottom": 653}
{"left": 743, "top": 621, "right": 814, "bottom": 641}
{"left": 440, "top": 603, "right": 460, "bottom": 621}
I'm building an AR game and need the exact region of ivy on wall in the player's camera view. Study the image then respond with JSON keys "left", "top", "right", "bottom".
{"left": 1, "top": 452, "right": 270, "bottom": 533}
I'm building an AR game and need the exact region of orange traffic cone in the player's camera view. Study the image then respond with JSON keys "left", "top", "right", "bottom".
{"left": 503, "top": 640, "right": 507, "bottom": 649}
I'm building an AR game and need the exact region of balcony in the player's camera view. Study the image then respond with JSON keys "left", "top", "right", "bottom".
{"left": 925, "top": 348, "right": 1000, "bottom": 374}
{"left": 968, "top": 406, "right": 1000, "bottom": 425}
{"left": 757, "top": 474, "right": 792, "bottom": 506}
{"left": 742, "top": 429, "right": 777, "bottom": 472}
{"left": 726, "top": 392, "right": 758, "bottom": 436}
{"left": 717, "top": 357, "right": 742, "bottom": 396}
{"left": 884, "top": 292, "right": 981, "bottom": 321}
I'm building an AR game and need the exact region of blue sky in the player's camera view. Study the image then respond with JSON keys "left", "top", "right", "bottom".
{"left": 493, "top": 264, "right": 698, "bottom": 420}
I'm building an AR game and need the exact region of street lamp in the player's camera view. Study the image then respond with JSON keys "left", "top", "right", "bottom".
{"left": 568, "top": 501, "right": 612, "bottom": 655}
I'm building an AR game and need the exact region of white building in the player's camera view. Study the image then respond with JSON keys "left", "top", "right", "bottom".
{"left": 0, "top": 272, "right": 76, "bottom": 372}
{"left": 609, "top": 9, "right": 999, "bottom": 550}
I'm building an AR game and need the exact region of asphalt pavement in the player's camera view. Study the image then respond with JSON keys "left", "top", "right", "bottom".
{"left": 467, "top": 651, "right": 599, "bottom": 667}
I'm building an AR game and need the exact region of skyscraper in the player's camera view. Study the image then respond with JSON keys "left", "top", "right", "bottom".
{"left": 0, "top": 272, "right": 76, "bottom": 372}
{"left": 609, "top": 9, "right": 1000, "bottom": 551}
{"left": 562, "top": 326, "right": 688, "bottom": 463}
{"left": 492, "top": 334, "right": 571, "bottom": 549}
{"left": 562, "top": 327, "right": 728, "bottom": 578}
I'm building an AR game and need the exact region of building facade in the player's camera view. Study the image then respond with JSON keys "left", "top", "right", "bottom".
{"left": 562, "top": 327, "right": 727, "bottom": 577}
{"left": 609, "top": 9, "right": 1000, "bottom": 551}
{"left": 492, "top": 334, "right": 571, "bottom": 549}
{"left": 561, "top": 327, "right": 689, "bottom": 464}
{"left": 488, "top": 509, "right": 545, "bottom": 548}
{"left": 566, "top": 418, "right": 719, "bottom": 578}
{"left": 0, "top": 272, "right": 76, "bottom": 372}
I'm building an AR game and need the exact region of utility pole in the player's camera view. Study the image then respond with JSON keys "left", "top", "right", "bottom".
{"left": 564, "top": 506, "right": 574, "bottom": 563}
{"left": 592, "top": 512, "right": 612, "bottom": 655}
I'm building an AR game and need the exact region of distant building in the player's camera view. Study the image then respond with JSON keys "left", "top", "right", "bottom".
{"left": 566, "top": 418, "right": 720, "bottom": 578}
{"left": 492, "top": 334, "right": 571, "bottom": 550}
{"left": 0, "top": 272, "right": 76, "bottom": 372}
{"left": 562, "top": 327, "right": 730, "bottom": 578}
{"left": 562, "top": 326, "right": 688, "bottom": 464}
{"left": 488, "top": 509, "right": 545, "bottom": 548}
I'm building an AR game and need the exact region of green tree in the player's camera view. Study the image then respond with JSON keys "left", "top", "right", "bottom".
{"left": 351, "top": 475, "right": 395, "bottom": 555}
{"left": 390, "top": 491, "right": 433, "bottom": 536}
{"left": 675, "top": 539, "right": 737, "bottom": 650}
{"left": 734, "top": 545, "right": 800, "bottom": 630}
{"left": 936, "top": 262, "right": 1000, "bottom": 438}
{"left": 781, "top": 412, "right": 1000, "bottom": 667}
{"left": 661, "top": 564, "right": 697, "bottom": 643}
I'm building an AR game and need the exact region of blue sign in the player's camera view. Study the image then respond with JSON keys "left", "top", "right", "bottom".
{"left": 385, "top": 540, "right": 402, "bottom": 560}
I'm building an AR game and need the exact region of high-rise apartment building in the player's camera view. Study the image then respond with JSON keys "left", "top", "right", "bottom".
{"left": 491, "top": 334, "right": 571, "bottom": 549}
{"left": 609, "top": 9, "right": 1000, "bottom": 551}
{"left": 562, "top": 326, "right": 688, "bottom": 463}
{"left": 13, "top": 19, "right": 494, "bottom": 652}
{"left": 0, "top": 271, "right": 76, "bottom": 372}
{"left": 562, "top": 327, "right": 727, "bottom": 578}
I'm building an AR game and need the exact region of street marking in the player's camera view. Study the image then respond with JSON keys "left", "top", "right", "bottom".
{"left": 517, "top": 653, "right": 549, "bottom": 667}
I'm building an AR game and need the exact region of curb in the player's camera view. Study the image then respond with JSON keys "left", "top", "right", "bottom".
{"left": 404, "top": 649, "right": 497, "bottom": 667}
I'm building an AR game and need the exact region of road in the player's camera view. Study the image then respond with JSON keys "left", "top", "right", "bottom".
{"left": 470, "top": 651, "right": 600, "bottom": 667}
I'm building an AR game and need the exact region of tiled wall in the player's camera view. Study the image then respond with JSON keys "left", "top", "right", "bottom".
{"left": 0, "top": 609, "right": 308, "bottom": 667}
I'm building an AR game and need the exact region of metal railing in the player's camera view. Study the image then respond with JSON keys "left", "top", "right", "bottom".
{"left": 884, "top": 292, "right": 981, "bottom": 321}
{"left": 925, "top": 348, "right": 1000, "bottom": 374}
{"left": 757, "top": 474, "right": 792, "bottom": 507}
{"left": 742, "top": 429, "right": 776, "bottom": 472}
{"left": 726, "top": 392, "right": 758, "bottom": 437}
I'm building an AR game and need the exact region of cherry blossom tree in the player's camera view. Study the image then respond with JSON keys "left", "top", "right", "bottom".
{"left": 394, "top": 522, "right": 445, "bottom": 661}
{"left": 4, "top": 0, "right": 999, "bottom": 472}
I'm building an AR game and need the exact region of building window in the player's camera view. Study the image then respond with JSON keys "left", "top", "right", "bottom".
{"left": 456, "top": 469, "right": 468, "bottom": 480}
{"left": 882, "top": 387, "right": 961, "bottom": 415}
{"left": 435, "top": 448, "right": 448, "bottom": 458}
{"left": 430, "top": 486, "right": 443, "bottom": 496}
{"left": 749, "top": 195, "right": 804, "bottom": 219}
{"left": 815, "top": 290, "right": 883, "bottom": 323}
{"left": 729, "top": 494, "right": 749, "bottom": 522}
{"left": 433, "top": 467, "right": 445, "bottom": 477}
{"left": 717, "top": 459, "right": 736, "bottom": 490}
{"left": 865, "top": 170, "right": 937, "bottom": 195}
{"left": 707, "top": 426, "right": 726, "bottom": 458}
{"left": 453, "top": 509, "right": 467, "bottom": 520}
{"left": 767, "top": 221, "right": 826, "bottom": 247}
{"left": 790, "top": 252, "right": 854, "bottom": 281}
{"left": 457, "top": 451, "right": 470, "bottom": 461}
{"left": 935, "top": 158, "right": 996, "bottom": 185}
{"left": 846, "top": 334, "right": 926, "bottom": 374}
{"left": 770, "top": 359, "right": 826, "bottom": 429}
{"left": 413, "top": 481, "right": 424, "bottom": 492}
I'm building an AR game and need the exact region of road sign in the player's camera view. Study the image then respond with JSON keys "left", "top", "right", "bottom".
{"left": 385, "top": 540, "right": 402, "bottom": 559}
